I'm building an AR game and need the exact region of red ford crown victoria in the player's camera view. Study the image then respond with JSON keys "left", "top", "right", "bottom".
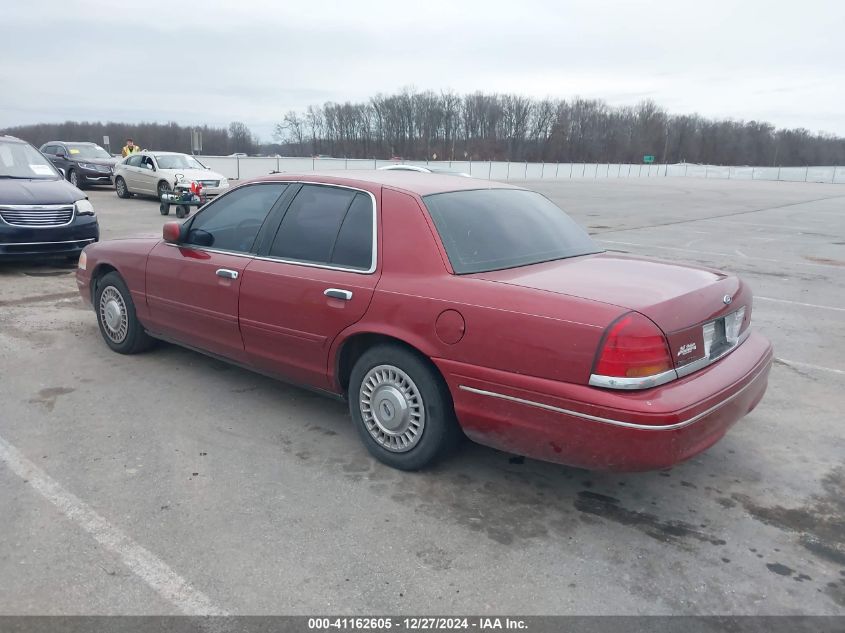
{"left": 76, "top": 172, "right": 772, "bottom": 471}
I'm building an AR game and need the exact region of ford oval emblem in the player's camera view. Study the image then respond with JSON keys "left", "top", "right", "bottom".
{"left": 723, "top": 294, "right": 733, "bottom": 305}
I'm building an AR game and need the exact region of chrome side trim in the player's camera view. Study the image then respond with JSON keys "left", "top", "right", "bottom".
{"left": 588, "top": 368, "right": 677, "bottom": 390}
{"left": 164, "top": 242, "right": 255, "bottom": 260}
{"left": 458, "top": 361, "right": 769, "bottom": 431}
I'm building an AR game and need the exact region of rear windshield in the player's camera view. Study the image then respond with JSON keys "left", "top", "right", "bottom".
{"left": 423, "top": 189, "right": 601, "bottom": 274}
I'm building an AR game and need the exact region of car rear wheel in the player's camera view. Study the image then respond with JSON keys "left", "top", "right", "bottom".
{"left": 348, "top": 344, "right": 461, "bottom": 470}
{"left": 95, "top": 272, "right": 155, "bottom": 354}
{"left": 158, "top": 180, "right": 172, "bottom": 200}
{"left": 115, "top": 176, "right": 131, "bottom": 198}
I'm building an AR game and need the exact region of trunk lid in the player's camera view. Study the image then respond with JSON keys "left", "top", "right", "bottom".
{"left": 469, "top": 253, "right": 751, "bottom": 370}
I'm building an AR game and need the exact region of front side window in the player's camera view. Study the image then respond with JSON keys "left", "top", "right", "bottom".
{"left": 268, "top": 185, "right": 374, "bottom": 270}
{"left": 422, "top": 189, "right": 601, "bottom": 274}
{"left": 0, "top": 141, "right": 60, "bottom": 179}
{"left": 185, "top": 183, "right": 288, "bottom": 253}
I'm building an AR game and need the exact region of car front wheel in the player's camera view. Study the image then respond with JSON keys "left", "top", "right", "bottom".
{"left": 95, "top": 272, "right": 155, "bottom": 354}
{"left": 115, "top": 176, "right": 131, "bottom": 198}
{"left": 348, "top": 344, "right": 461, "bottom": 470}
{"left": 68, "top": 169, "right": 79, "bottom": 188}
{"left": 158, "top": 180, "right": 172, "bottom": 200}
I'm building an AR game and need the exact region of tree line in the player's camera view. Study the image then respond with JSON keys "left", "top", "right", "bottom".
{"left": 274, "top": 90, "right": 845, "bottom": 166}
{"left": 1, "top": 121, "right": 258, "bottom": 156}
{"left": 4, "top": 90, "right": 843, "bottom": 166}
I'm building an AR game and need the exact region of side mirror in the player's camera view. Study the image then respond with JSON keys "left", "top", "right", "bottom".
{"left": 162, "top": 222, "right": 184, "bottom": 244}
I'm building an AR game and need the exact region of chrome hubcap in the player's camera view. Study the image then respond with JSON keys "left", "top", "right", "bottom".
{"left": 360, "top": 365, "right": 425, "bottom": 452}
{"left": 116, "top": 179, "right": 125, "bottom": 195}
{"left": 99, "top": 286, "right": 128, "bottom": 343}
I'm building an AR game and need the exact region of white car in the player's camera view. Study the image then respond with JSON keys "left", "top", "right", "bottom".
{"left": 378, "top": 164, "right": 471, "bottom": 177}
{"left": 113, "top": 152, "right": 229, "bottom": 200}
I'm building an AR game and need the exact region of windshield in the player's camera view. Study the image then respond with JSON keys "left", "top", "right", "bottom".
{"left": 66, "top": 143, "right": 111, "bottom": 159}
{"left": 0, "top": 141, "right": 60, "bottom": 180}
{"left": 155, "top": 154, "right": 206, "bottom": 170}
{"left": 423, "top": 189, "right": 601, "bottom": 274}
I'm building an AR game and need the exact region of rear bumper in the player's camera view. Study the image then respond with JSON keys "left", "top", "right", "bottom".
{"left": 435, "top": 331, "right": 773, "bottom": 471}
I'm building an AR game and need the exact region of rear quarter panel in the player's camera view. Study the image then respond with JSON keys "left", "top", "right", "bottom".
{"left": 332, "top": 188, "right": 626, "bottom": 387}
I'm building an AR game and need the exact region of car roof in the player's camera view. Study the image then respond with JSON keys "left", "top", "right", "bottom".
{"left": 247, "top": 170, "right": 520, "bottom": 197}
{"left": 41, "top": 141, "right": 98, "bottom": 145}
{"left": 0, "top": 135, "right": 27, "bottom": 144}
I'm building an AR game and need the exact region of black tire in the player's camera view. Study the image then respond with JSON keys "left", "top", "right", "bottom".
{"left": 115, "top": 176, "right": 131, "bottom": 198}
{"left": 175, "top": 205, "right": 188, "bottom": 219}
{"left": 158, "top": 180, "right": 172, "bottom": 200}
{"left": 159, "top": 203, "right": 170, "bottom": 216}
{"left": 68, "top": 169, "right": 80, "bottom": 188}
{"left": 348, "top": 344, "right": 461, "bottom": 470}
{"left": 94, "top": 272, "right": 155, "bottom": 354}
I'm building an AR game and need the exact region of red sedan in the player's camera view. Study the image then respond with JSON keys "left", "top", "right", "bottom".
{"left": 76, "top": 172, "right": 772, "bottom": 471}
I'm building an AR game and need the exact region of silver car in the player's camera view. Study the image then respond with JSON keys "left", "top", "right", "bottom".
{"left": 378, "top": 164, "right": 471, "bottom": 177}
{"left": 113, "top": 151, "right": 229, "bottom": 200}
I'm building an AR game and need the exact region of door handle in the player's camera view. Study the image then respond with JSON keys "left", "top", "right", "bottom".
{"left": 324, "top": 288, "right": 352, "bottom": 301}
{"left": 216, "top": 268, "right": 239, "bottom": 279}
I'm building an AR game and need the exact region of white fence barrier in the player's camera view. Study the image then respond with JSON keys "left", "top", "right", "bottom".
{"left": 197, "top": 156, "right": 845, "bottom": 185}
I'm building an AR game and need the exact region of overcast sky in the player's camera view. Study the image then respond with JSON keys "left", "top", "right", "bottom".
{"left": 2, "top": 0, "right": 843, "bottom": 141}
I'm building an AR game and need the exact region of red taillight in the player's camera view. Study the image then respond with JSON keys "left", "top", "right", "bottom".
{"left": 593, "top": 312, "right": 673, "bottom": 378}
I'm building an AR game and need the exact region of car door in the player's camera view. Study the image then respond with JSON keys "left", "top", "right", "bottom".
{"left": 239, "top": 183, "right": 380, "bottom": 390}
{"left": 121, "top": 155, "right": 143, "bottom": 190}
{"left": 51, "top": 144, "right": 71, "bottom": 177}
{"left": 136, "top": 155, "right": 158, "bottom": 195}
{"left": 144, "top": 182, "right": 291, "bottom": 362}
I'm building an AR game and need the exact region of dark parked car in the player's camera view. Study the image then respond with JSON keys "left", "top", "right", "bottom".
{"left": 40, "top": 141, "right": 118, "bottom": 188}
{"left": 76, "top": 171, "right": 771, "bottom": 471}
{"left": 0, "top": 135, "right": 99, "bottom": 261}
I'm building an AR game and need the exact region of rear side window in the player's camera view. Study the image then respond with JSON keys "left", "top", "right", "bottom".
{"left": 422, "top": 189, "right": 600, "bottom": 274}
{"left": 185, "top": 183, "right": 287, "bottom": 253}
{"left": 269, "top": 185, "right": 374, "bottom": 270}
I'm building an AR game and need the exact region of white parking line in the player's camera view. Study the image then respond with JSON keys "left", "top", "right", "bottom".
{"left": 0, "top": 435, "right": 228, "bottom": 616}
{"left": 598, "top": 239, "right": 842, "bottom": 269}
{"left": 756, "top": 296, "right": 845, "bottom": 313}
{"left": 776, "top": 358, "right": 845, "bottom": 376}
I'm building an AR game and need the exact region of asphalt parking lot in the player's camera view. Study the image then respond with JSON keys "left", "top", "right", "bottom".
{"left": 1, "top": 177, "right": 843, "bottom": 615}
